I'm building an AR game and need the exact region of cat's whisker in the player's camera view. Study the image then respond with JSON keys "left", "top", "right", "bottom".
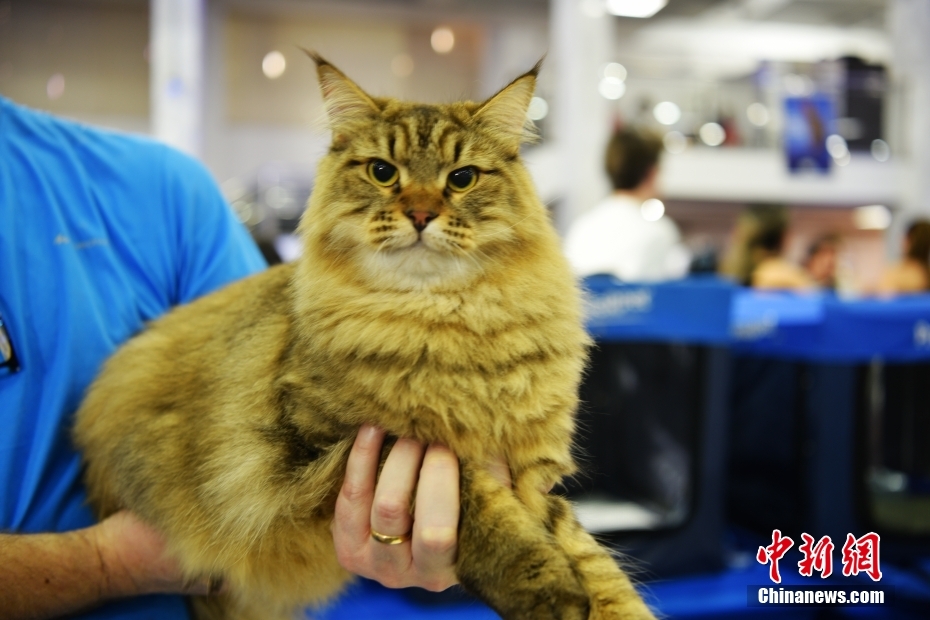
{"left": 461, "top": 238, "right": 499, "bottom": 265}
{"left": 473, "top": 245, "right": 495, "bottom": 263}
{"left": 478, "top": 212, "right": 535, "bottom": 241}
{"left": 455, "top": 242, "right": 489, "bottom": 272}
{"left": 374, "top": 236, "right": 394, "bottom": 255}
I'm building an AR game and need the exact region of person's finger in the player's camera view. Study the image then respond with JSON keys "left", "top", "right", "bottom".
{"left": 411, "top": 444, "right": 459, "bottom": 590}
{"left": 181, "top": 575, "right": 224, "bottom": 596}
{"left": 334, "top": 425, "right": 385, "bottom": 570}
{"left": 370, "top": 438, "right": 424, "bottom": 539}
{"left": 486, "top": 456, "right": 512, "bottom": 489}
{"left": 368, "top": 438, "right": 424, "bottom": 580}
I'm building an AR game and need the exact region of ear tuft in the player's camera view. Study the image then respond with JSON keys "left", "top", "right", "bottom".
{"left": 301, "top": 48, "right": 379, "bottom": 129}
{"left": 474, "top": 58, "right": 544, "bottom": 145}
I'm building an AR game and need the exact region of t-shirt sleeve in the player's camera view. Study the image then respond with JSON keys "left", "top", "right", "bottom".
{"left": 660, "top": 218, "right": 691, "bottom": 279}
{"left": 160, "top": 148, "right": 267, "bottom": 305}
{"left": 563, "top": 214, "right": 606, "bottom": 277}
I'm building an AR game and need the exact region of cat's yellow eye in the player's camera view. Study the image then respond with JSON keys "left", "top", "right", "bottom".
{"left": 368, "top": 160, "right": 399, "bottom": 187}
{"left": 447, "top": 166, "right": 478, "bottom": 192}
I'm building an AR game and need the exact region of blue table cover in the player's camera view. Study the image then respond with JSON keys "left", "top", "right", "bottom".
{"left": 732, "top": 291, "right": 930, "bottom": 362}
{"left": 583, "top": 275, "right": 735, "bottom": 345}
{"left": 584, "top": 277, "right": 930, "bottom": 362}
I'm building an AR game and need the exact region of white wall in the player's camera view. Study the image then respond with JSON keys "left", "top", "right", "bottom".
{"left": 204, "top": 5, "right": 499, "bottom": 187}
{"left": 0, "top": 1, "right": 149, "bottom": 130}
{"left": 659, "top": 148, "right": 899, "bottom": 206}
{"left": 886, "top": 0, "right": 930, "bottom": 258}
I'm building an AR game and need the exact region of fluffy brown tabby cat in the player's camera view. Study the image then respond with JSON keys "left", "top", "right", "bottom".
{"left": 73, "top": 54, "right": 655, "bottom": 620}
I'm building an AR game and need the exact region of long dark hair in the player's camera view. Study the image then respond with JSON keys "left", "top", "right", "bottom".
{"left": 905, "top": 220, "right": 930, "bottom": 266}
{"left": 722, "top": 204, "right": 789, "bottom": 285}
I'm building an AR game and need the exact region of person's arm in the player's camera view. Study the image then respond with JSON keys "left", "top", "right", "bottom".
{"left": 752, "top": 258, "right": 814, "bottom": 291}
{"left": 0, "top": 511, "right": 212, "bottom": 620}
{"left": 876, "top": 261, "right": 930, "bottom": 295}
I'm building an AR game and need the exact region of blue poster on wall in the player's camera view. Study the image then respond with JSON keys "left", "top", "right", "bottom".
{"left": 784, "top": 95, "right": 835, "bottom": 173}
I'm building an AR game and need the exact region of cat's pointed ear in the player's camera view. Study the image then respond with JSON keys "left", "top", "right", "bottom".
{"left": 474, "top": 58, "right": 543, "bottom": 145}
{"left": 303, "top": 49, "right": 379, "bottom": 129}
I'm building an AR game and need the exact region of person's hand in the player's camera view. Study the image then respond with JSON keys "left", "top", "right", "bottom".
{"left": 333, "top": 425, "right": 458, "bottom": 591}
{"left": 89, "top": 510, "right": 220, "bottom": 597}
{"left": 333, "top": 425, "right": 511, "bottom": 592}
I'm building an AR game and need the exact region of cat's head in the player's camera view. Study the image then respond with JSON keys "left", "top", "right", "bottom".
{"left": 299, "top": 52, "right": 555, "bottom": 292}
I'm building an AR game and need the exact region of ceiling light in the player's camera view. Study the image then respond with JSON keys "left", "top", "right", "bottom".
{"left": 699, "top": 122, "right": 725, "bottom": 146}
{"left": 598, "top": 77, "right": 626, "bottom": 100}
{"left": 784, "top": 74, "right": 814, "bottom": 97}
{"left": 747, "top": 102, "right": 769, "bottom": 127}
{"left": 603, "top": 62, "right": 627, "bottom": 81}
{"left": 826, "top": 135, "right": 851, "bottom": 167}
{"left": 262, "top": 51, "right": 286, "bottom": 79}
{"left": 826, "top": 134, "right": 848, "bottom": 160}
{"left": 640, "top": 198, "right": 665, "bottom": 221}
{"left": 653, "top": 101, "right": 681, "bottom": 125}
{"left": 605, "top": 0, "right": 668, "bottom": 18}
{"left": 431, "top": 27, "right": 455, "bottom": 54}
{"left": 853, "top": 205, "right": 891, "bottom": 230}
{"left": 871, "top": 139, "right": 890, "bottom": 162}
{"left": 527, "top": 97, "right": 549, "bottom": 121}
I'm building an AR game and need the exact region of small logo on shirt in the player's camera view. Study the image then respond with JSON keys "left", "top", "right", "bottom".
{"left": 0, "top": 315, "right": 19, "bottom": 373}
{"left": 54, "top": 234, "right": 108, "bottom": 250}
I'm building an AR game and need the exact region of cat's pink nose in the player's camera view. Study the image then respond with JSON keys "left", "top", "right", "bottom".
{"left": 404, "top": 210, "right": 437, "bottom": 233}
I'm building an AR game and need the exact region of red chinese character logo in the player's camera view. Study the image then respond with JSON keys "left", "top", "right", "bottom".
{"left": 798, "top": 533, "right": 834, "bottom": 578}
{"left": 841, "top": 532, "right": 882, "bottom": 581}
{"left": 757, "top": 529, "right": 795, "bottom": 583}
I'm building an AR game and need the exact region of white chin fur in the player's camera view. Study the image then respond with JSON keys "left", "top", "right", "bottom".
{"left": 360, "top": 243, "right": 475, "bottom": 291}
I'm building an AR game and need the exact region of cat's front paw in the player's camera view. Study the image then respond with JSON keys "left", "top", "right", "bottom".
{"left": 587, "top": 597, "right": 657, "bottom": 620}
{"left": 503, "top": 591, "right": 590, "bottom": 620}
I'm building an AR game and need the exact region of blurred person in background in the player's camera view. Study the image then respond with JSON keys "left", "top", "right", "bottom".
{"left": 721, "top": 204, "right": 813, "bottom": 290}
{"left": 563, "top": 126, "right": 690, "bottom": 281}
{"left": 0, "top": 97, "right": 465, "bottom": 619}
{"left": 876, "top": 219, "right": 930, "bottom": 295}
{"left": 803, "top": 233, "right": 841, "bottom": 291}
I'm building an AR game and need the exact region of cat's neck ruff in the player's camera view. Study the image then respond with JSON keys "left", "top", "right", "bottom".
{"left": 358, "top": 243, "right": 479, "bottom": 292}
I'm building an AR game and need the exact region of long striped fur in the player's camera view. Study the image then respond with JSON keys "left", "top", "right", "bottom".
{"left": 73, "top": 54, "right": 655, "bottom": 620}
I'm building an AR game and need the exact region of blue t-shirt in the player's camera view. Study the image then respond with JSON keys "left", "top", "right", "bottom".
{"left": 0, "top": 98, "right": 266, "bottom": 618}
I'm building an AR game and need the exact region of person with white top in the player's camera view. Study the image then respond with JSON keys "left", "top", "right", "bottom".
{"left": 564, "top": 127, "right": 689, "bottom": 282}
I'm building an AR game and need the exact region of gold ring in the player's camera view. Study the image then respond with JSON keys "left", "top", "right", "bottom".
{"left": 371, "top": 529, "right": 411, "bottom": 545}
